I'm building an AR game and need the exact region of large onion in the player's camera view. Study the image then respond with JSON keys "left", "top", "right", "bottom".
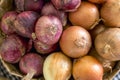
{"left": 95, "top": 28, "right": 120, "bottom": 61}
{"left": 43, "top": 52, "right": 72, "bottom": 80}
{"left": 73, "top": 56, "right": 103, "bottom": 80}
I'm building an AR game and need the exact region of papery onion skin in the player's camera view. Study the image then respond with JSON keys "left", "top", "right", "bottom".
{"left": 69, "top": 1, "right": 99, "bottom": 30}
{"left": 19, "top": 53, "right": 44, "bottom": 76}
{"left": 95, "top": 28, "right": 120, "bottom": 61}
{"left": 0, "top": 34, "right": 26, "bottom": 63}
{"left": 14, "top": 11, "right": 39, "bottom": 38}
{"left": 100, "top": 0, "right": 120, "bottom": 27}
{"left": 51, "top": 0, "right": 81, "bottom": 12}
{"left": 43, "top": 52, "right": 72, "bottom": 80}
{"left": 59, "top": 26, "right": 92, "bottom": 58}
{"left": 1, "top": 11, "right": 18, "bottom": 35}
{"left": 73, "top": 56, "right": 103, "bottom": 80}
{"left": 35, "top": 15, "right": 63, "bottom": 45}
{"left": 41, "top": 2, "right": 67, "bottom": 26}
{"left": 34, "top": 39, "right": 57, "bottom": 54}
{"left": 15, "top": 0, "right": 44, "bottom": 12}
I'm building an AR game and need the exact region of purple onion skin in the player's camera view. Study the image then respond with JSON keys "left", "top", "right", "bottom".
{"left": 34, "top": 39, "right": 57, "bottom": 54}
{"left": 35, "top": 15, "right": 63, "bottom": 45}
{"left": 41, "top": 2, "right": 67, "bottom": 26}
{"left": 51, "top": 0, "right": 81, "bottom": 12}
{"left": 0, "top": 34, "right": 26, "bottom": 63}
{"left": 14, "top": 11, "right": 39, "bottom": 38}
{"left": 1, "top": 11, "right": 18, "bottom": 35}
{"left": 19, "top": 53, "right": 43, "bottom": 76}
{"left": 15, "top": 0, "right": 44, "bottom": 12}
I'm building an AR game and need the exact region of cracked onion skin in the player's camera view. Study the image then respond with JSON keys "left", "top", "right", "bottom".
{"left": 43, "top": 52, "right": 72, "bottom": 80}
{"left": 59, "top": 26, "right": 92, "bottom": 58}
{"left": 73, "top": 56, "right": 103, "bottom": 80}
{"left": 95, "top": 28, "right": 120, "bottom": 61}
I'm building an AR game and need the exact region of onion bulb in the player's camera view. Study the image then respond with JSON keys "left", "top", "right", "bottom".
{"left": 43, "top": 52, "right": 72, "bottom": 80}
{"left": 73, "top": 56, "right": 103, "bottom": 80}
{"left": 95, "top": 28, "right": 120, "bottom": 61}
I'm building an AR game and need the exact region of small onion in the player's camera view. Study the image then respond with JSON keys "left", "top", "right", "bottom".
{"left": 51, "top": 0, "right": 81, "bottom": 12}
{"left": 73, "top": 56, "right": 103, "bottom": 80}
{"left": 95, "top": 28, "right": 120, "bottom": 61}
{"left": 59, "top": 26, "right": 92, "bottom": 58}
{"left": 43, "top": 52, "right": 72, "bottom": 80}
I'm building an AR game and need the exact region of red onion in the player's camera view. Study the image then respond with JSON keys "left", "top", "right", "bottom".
{"left": 15, "top": 0, "right": 44, "bottom": 12}
{"left": 14, "top": 11, "right": 39, "bottom": 38}
{"left": 19, "top": 53, "right": 43, "bottom": 80}
{"left": 1, "top": 11, "right": 18, "bottom": 35}
{"left": 41, "top": 2, "right": 67, "bottom": 26}
{"left": 51, "top": 0, "right": 81, "bottom": 12}
{"left": 34, "top": 39, "right": 57, "bottom": 54}
{"left": 0, "top": 34, "right": 26, "bottom": 63}
{"left": 35, "top": 15, "right": 63, "bottom": 45}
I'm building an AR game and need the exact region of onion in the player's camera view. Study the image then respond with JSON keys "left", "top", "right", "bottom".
{"left": 41, "top": 2, "right": 67, "bottom": 26}
{"left": 69, "top": 1, "right": 99, "bottom": 30}
{"left": 95, "top": 28, "right": 120, "bottom": 61}
{"left": 0, "top": 34, "right": 26, "bottom": 63}
{"left": 89, "top": 24, "right": 106, "bottom": 41}
{"left": 19, "top": 53, "right": 43, "bottom": 80}
{"left": 35, "top": 15, "right": 63, "bottom": 45}
{"left": 43, "top": 52, "right": 72, "bottom": 80}
{"left": 88, "top": 0, "right": 106, "bottom": 4}
{"left": 73, "top": 56, "right": 103, "bottom": 80}
{"left": 1, "top": 11, "right": 18, "bottom": 35}
{"left": 34, "top": 39, "right": 57, "bottom": 54}
{"left": 100, "top": 0, "right": 120, "bottom": 27}
{"left": 14, "top": 11, "right": 39, "bottom": 38}
{"left": 59, "top": 26, "right": 92, "bottom": 58}
{"left": 51, "top": 0, "right": 81, "bottom": 12}
{"left": 15, "top": 0, "right": 44, "bottom": 12}
{"left": 89, "top": 47, "right": 116, "bottom": 73}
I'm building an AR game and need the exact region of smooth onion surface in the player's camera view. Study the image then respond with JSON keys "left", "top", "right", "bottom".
{"left": 43, "top": 52, "right": 72, "bottom": 80}
{"left": 60, "top": 26, "right": 91, "bottom": 58}
{"left": 73, "top": 56, "right": 103, "bottom": 80}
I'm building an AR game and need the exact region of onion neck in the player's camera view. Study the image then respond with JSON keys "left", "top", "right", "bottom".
{"left": 22, "top": 70, "right": 35, "bottom": 80}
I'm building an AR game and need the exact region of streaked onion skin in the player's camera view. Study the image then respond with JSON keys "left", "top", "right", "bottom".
{"left": 100, "top": 0, "right": 120, "bottom": 27}
{"left": 60, "top": 26, "right": 92, "bottom": 58}
{"left": 73, "top": 56, "right": 103, "bottom": 80}
{"left": 1, "top": 11, "right": 18, "bottom": 35}
{"left": 35, "top": 15, "right": 63, "bottom": 45}
{"left": 51, "top": 0, "right": 81, "bottom": 12}
{"left": 95, "top": 28, "right": 120, "bottom": 61}
{"left": 41, "top": 2, "right": 67, "bottom": 26}
{"left": 0, "top": 34, "right": 26, "bottom": 63}
{"left": 15, "top": 0, "right": 44, "bottom": 12}
{"left": 14, "top": 11, "right": 39, "bottom": 38}
{"left": 43, "top": 52, "right": 72, "bottom": 80}
{"left": 69, "top": 1, "right": 99, "bottom": 30}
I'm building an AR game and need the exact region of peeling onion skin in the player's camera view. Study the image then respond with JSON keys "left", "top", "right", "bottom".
{"left": 0, "top": 34, "right": 26, "bottom": 63}
{"left": 59, "top": 26, "right": 92, "bottom": 58}
{"left": 100, "top": 0, "right": 120, "bottom": 27}
{"left": 35, "top": 15, "right": 63, "bottom": 45}
{"left": 95, "top": 28, "right": 120, "bottom": 61}
{"left": 51, "top": 0, "right": 81, "bottom": 12}
{"left": 69, "top": 1, "right": 99, "bottom": 30}
{"left": 73, "top": 56, "right": 103, "bottom": 80}
{"left": 1, "top": 11, "right": 18, "bottom": 35}
{"left": 14, "top": 11, "right": 39, "bottom": 38}
{"left": 43, "top": 52, "right": 72, "bottom": 80}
